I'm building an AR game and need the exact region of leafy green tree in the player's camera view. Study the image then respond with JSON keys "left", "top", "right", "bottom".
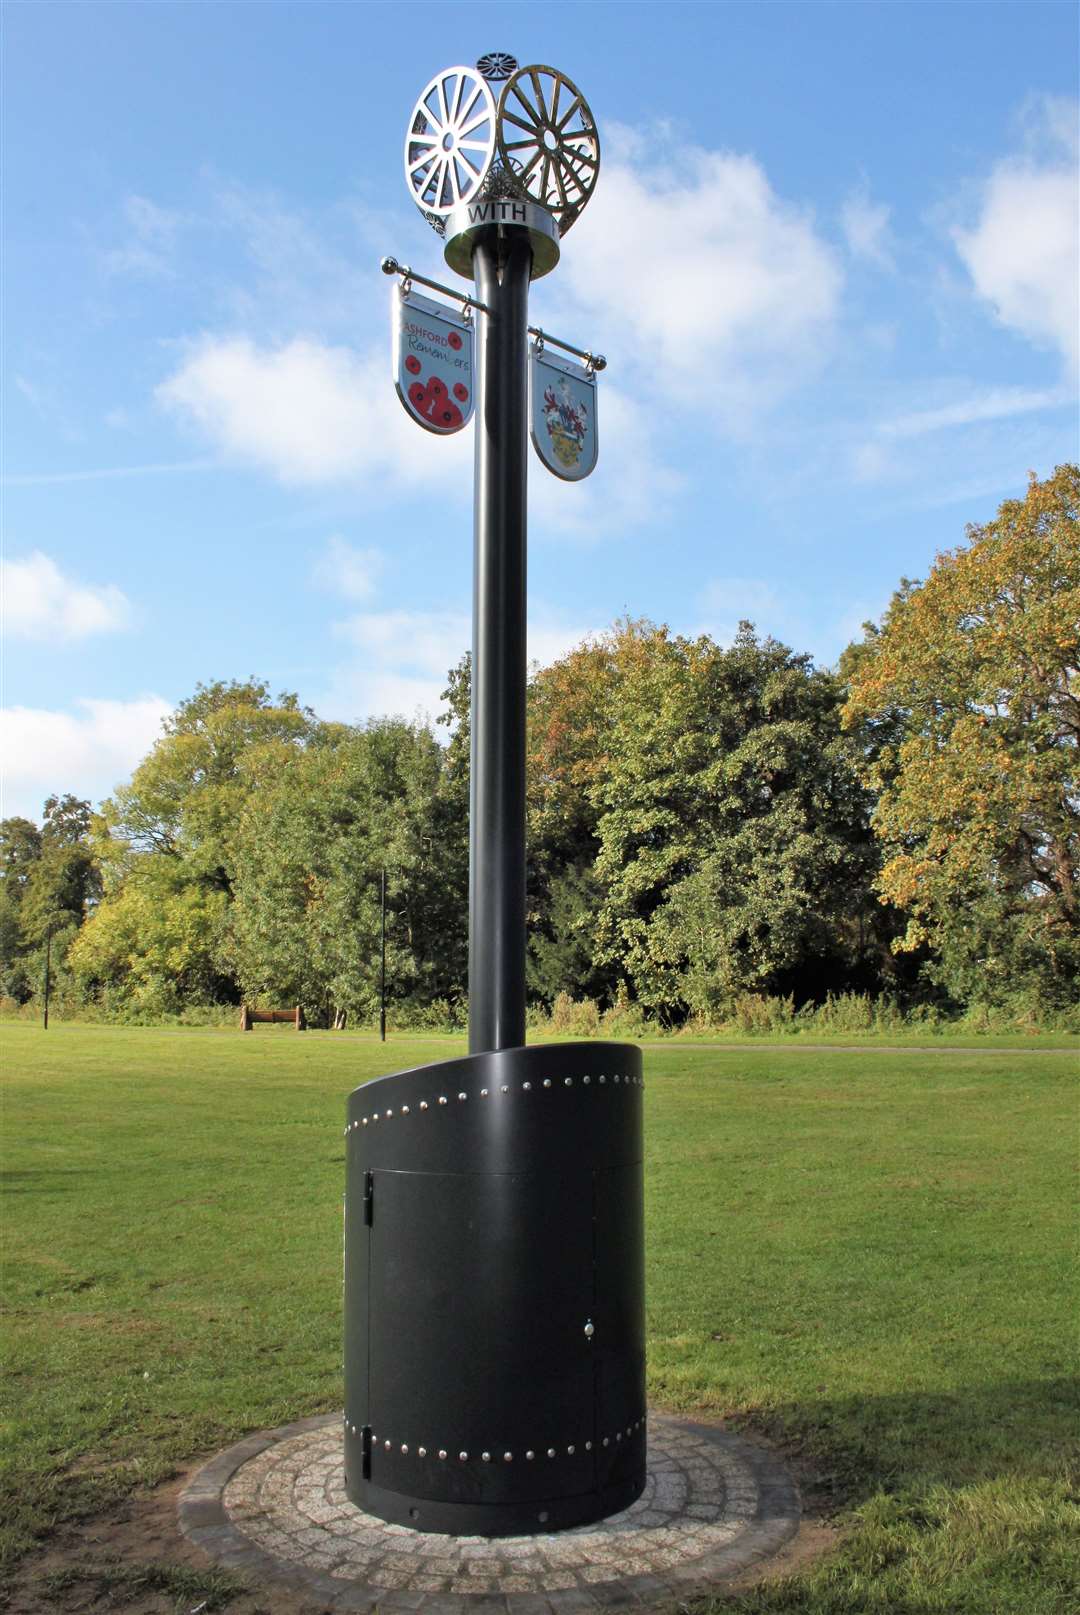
{"left": 843, "top": 464, "right": 1080, "bottom": 1012}
{"left": 20, "top": 796, "right": 100, "bottom": 940}
{"left": 526, "top": 632, "right": 623, "bottom": 1005}
{"left": 0, "top": 817, "right": 43, "bottom": 999}
{"left": 229, "top": 718, "right": 467, "bottom": 1022}
{"left": 72, "top": 681, "right": 314, "bottom": 1009}
{"left": 588, "top": 621, "right": 882, "bottom": 1019}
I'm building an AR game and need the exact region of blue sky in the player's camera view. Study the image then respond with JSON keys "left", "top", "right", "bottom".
{"left": 3, "top": 0, "right": 1077, "bottom": 823}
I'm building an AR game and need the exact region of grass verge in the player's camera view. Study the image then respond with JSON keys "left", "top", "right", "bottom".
{"left": 2, "top": 1024, "right": 1077, "bottom": 1611}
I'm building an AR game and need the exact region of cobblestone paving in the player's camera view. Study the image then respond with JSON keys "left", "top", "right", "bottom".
{"left": 179, "top": 1414, "right": 800, "bottom": 1612}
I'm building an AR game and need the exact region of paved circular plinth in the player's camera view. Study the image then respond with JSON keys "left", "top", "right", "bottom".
{"left": 179, "top": 1413, "right": 799, "bottom": 1612}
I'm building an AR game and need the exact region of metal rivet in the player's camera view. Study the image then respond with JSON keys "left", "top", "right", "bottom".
{"left": 543, "top": 1079, "right": 552, "bottom": 1088}
{"left": 584, "top": 1321, "right": 594, "bottom": 1337}
{"left": 371, "top": 1114, "right": 379, "bottom": 1122}
{"left": 439, "top": 1096, "right": 448, "bottom": 1105}
{"left": 504, "top": 1451, "right": 513, "bottom": 1462}
{"left": 420, "top": 1101, "right": 429, "bottom": 1110}
{"left": 362, "top": 1117, "right": 369, "bottom": 1126}
{"left": 459, "top": 1450, "right": 468, "bottom": 1461}
{"left": 585, "top": 1441, "right": 593, "bottom": 1451}
{"left": 402, "top": 1443, "right": 409, "bottom": 1454}
{"left": 526, "top": 1450, "right": 535, "bottom": 1460}
{"left": 480, "top": 1088, "right": 489, "bottom": 1097}
{"left": 567, "top": 1445, "right": 575, "bottom": 1455}
{"left": 547, "top": 1447, "right": 556, "bottom": 1458}
{"left": 350, "top": 1424, "right": 357, "bottom": 1434}
{"left": 599, "top": 1075, "right": 606, "bottom": 1084}
{"left": 564, "top": 1077, "right": 573, "bottom": 1086}
{"left": 501, "top": 1084, "right": 509, "bottom": 1094}
{"left": 522, "top": 1081, "right": 531, "bottom": 1091}
{"left": 385, "top": 1109, "right": 393, "bottom": 1118}
{"left": 626, "top": 1426, "right": 632, "bottom": 1436}
{"left": 602, "top": 1437, "right": 609, "bottom": 1447}
{"left": 613, "top": 1075, "right": 620, "bottom": 1084}
{"left": 482, "top": 1451, "right": 491, "bottom": 1462}
{"left": 458, "top": 1092, "right": 467, "bottom": 1101}
{"left": 384, "top": 1440, "right": 391, "bottom": 1450}
{"left": 401, "top": 1104, "right": 410, "bottom": 1114}
{"left": 616, "top": 1431, "right": 622, "bottom": 1441}
{"left": 438, "top": 1449, "right": 447, "bottom": 1460}
{"left": 418, "top": 1447, "right": 427, "bottom": 1457}
{"left": 583, "top": 1075, "right": 591, "bottom": 1085}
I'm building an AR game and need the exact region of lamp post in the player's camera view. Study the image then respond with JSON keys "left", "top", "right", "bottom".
{"left": 343, "top": 55, "right": 644, "bottom": 1538}
{"left": 42, "top": 924, "right": 52, "bottom": 1031}
{"left": 379, "top": 866, "right": 387, "bottom": 1043}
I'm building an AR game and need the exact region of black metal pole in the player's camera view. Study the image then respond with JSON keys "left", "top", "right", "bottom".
{"left": 379, "top": 867, "right": 387, "bottom": 1043}
{"left": 43, "top": 929, "right": 51, "bottom": 1031}
{"left": 469, "top": 226, "right": 532, "bottom": 1056}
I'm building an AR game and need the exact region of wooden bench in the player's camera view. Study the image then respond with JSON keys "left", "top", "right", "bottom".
{"left": 240, "top": 1005, "right": 306, "bottom": 1031}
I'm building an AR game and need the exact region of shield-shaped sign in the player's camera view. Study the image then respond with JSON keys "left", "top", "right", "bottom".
{"left": 529, "top": 343, "right": 598, "bottom": 481}
{"left": 394, "top": 287, "right": 474, "bottom": 434}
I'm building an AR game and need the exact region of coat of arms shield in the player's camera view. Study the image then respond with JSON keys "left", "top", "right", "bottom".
{"left": 529, "top": 343, "right": 598, "bottom": 481}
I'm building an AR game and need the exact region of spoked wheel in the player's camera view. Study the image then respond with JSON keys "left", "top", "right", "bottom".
{"left": 475, "top": 51, "right": 518, "bottom": 83}
{"left": 496, "top": 65, "right": 600, "bottom": 231}
{"left": 404, "top": 66, "right": 497, "bottom": 216}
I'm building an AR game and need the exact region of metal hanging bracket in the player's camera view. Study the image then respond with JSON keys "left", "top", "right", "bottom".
{"left": 381, "top": 256, "right": 607, "bottom": 371}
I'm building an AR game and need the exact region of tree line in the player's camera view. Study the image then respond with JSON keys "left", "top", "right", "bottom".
{"left": 3, "top": 466, "right": 1076, "bottom": 1030}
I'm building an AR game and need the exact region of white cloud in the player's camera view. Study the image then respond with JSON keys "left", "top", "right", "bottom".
{"left": 2, "top": 552, "right": 132, "bottom": 640}
{"left": 158, "top": 335, "right": 472, "bottom": 489}
{"left": 313, "top": 537, "right": 382, "bottom": 602}
{"left": 546, "top": 124, "right": 842, "bottom": 424}
{"left": 840, "top": 183, "right": 894, "bottom": 269}
{"left": 952, "top": 96, "right": 1079, "bottom": 373}
{"left": 0, "top": 696, "right": 171, "bottom": 821}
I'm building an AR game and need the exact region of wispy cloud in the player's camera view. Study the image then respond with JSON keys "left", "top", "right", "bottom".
{"left": 852, "top": 382, "right": 1075, "bottom": 482}
{"left": 880, "top": 384, "right": 1073, "bottom": 439}
{"left": 312, "top": 536, "right": 383, "bottom": 603}
{"left": 693, "top": 575, "right": 887, "bottom": 666}
{"left": 840, "top": 181, "right": 894, "bottom": 269}
{"left": 2, "top": 459, "right": 216, "bottom": 487}
{"left": 101, "top": 195, "right": 183, "bottom": 279}
{"left": 2, "top": 551, "right": 132, "bottom": 640}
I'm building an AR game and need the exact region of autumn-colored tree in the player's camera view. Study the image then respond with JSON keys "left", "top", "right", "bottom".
{"left": 842, "top": 465, "right": 1080, "bottom": 1011}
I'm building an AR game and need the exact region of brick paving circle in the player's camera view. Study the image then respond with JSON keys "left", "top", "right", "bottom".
{"left": 179, "top": 1413, "right": 800, "bottom": 1612}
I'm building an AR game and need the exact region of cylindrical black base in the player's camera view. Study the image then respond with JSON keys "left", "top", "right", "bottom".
{"left": 343, "top": 1041, "right": 645, "bottom": 1536}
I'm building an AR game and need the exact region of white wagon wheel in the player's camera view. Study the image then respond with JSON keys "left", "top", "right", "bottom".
{"left": 495, "top": 65, "right": 600, "bottom": 231}
{"left": 404, "top": 65, "right": 496, "bottom": 216}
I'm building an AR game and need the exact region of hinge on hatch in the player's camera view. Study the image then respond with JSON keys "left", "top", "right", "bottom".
{"left": 361, "top": 1424, "right": 372, "bottom": 1479}
{"left": 363, "top": 1171, "right": 374, "bottom": 1226}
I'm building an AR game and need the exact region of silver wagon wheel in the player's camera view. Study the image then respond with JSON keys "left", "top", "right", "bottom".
{"left": 495, "top": 65, "right": 600, "bottom": 231}
{"left": 404, "top": 65, "right": 496, "bottom": 216}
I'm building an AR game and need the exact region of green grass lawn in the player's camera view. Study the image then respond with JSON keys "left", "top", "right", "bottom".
{"left": 2, "top": 1025, "right": 1077, "bottom": 1612}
